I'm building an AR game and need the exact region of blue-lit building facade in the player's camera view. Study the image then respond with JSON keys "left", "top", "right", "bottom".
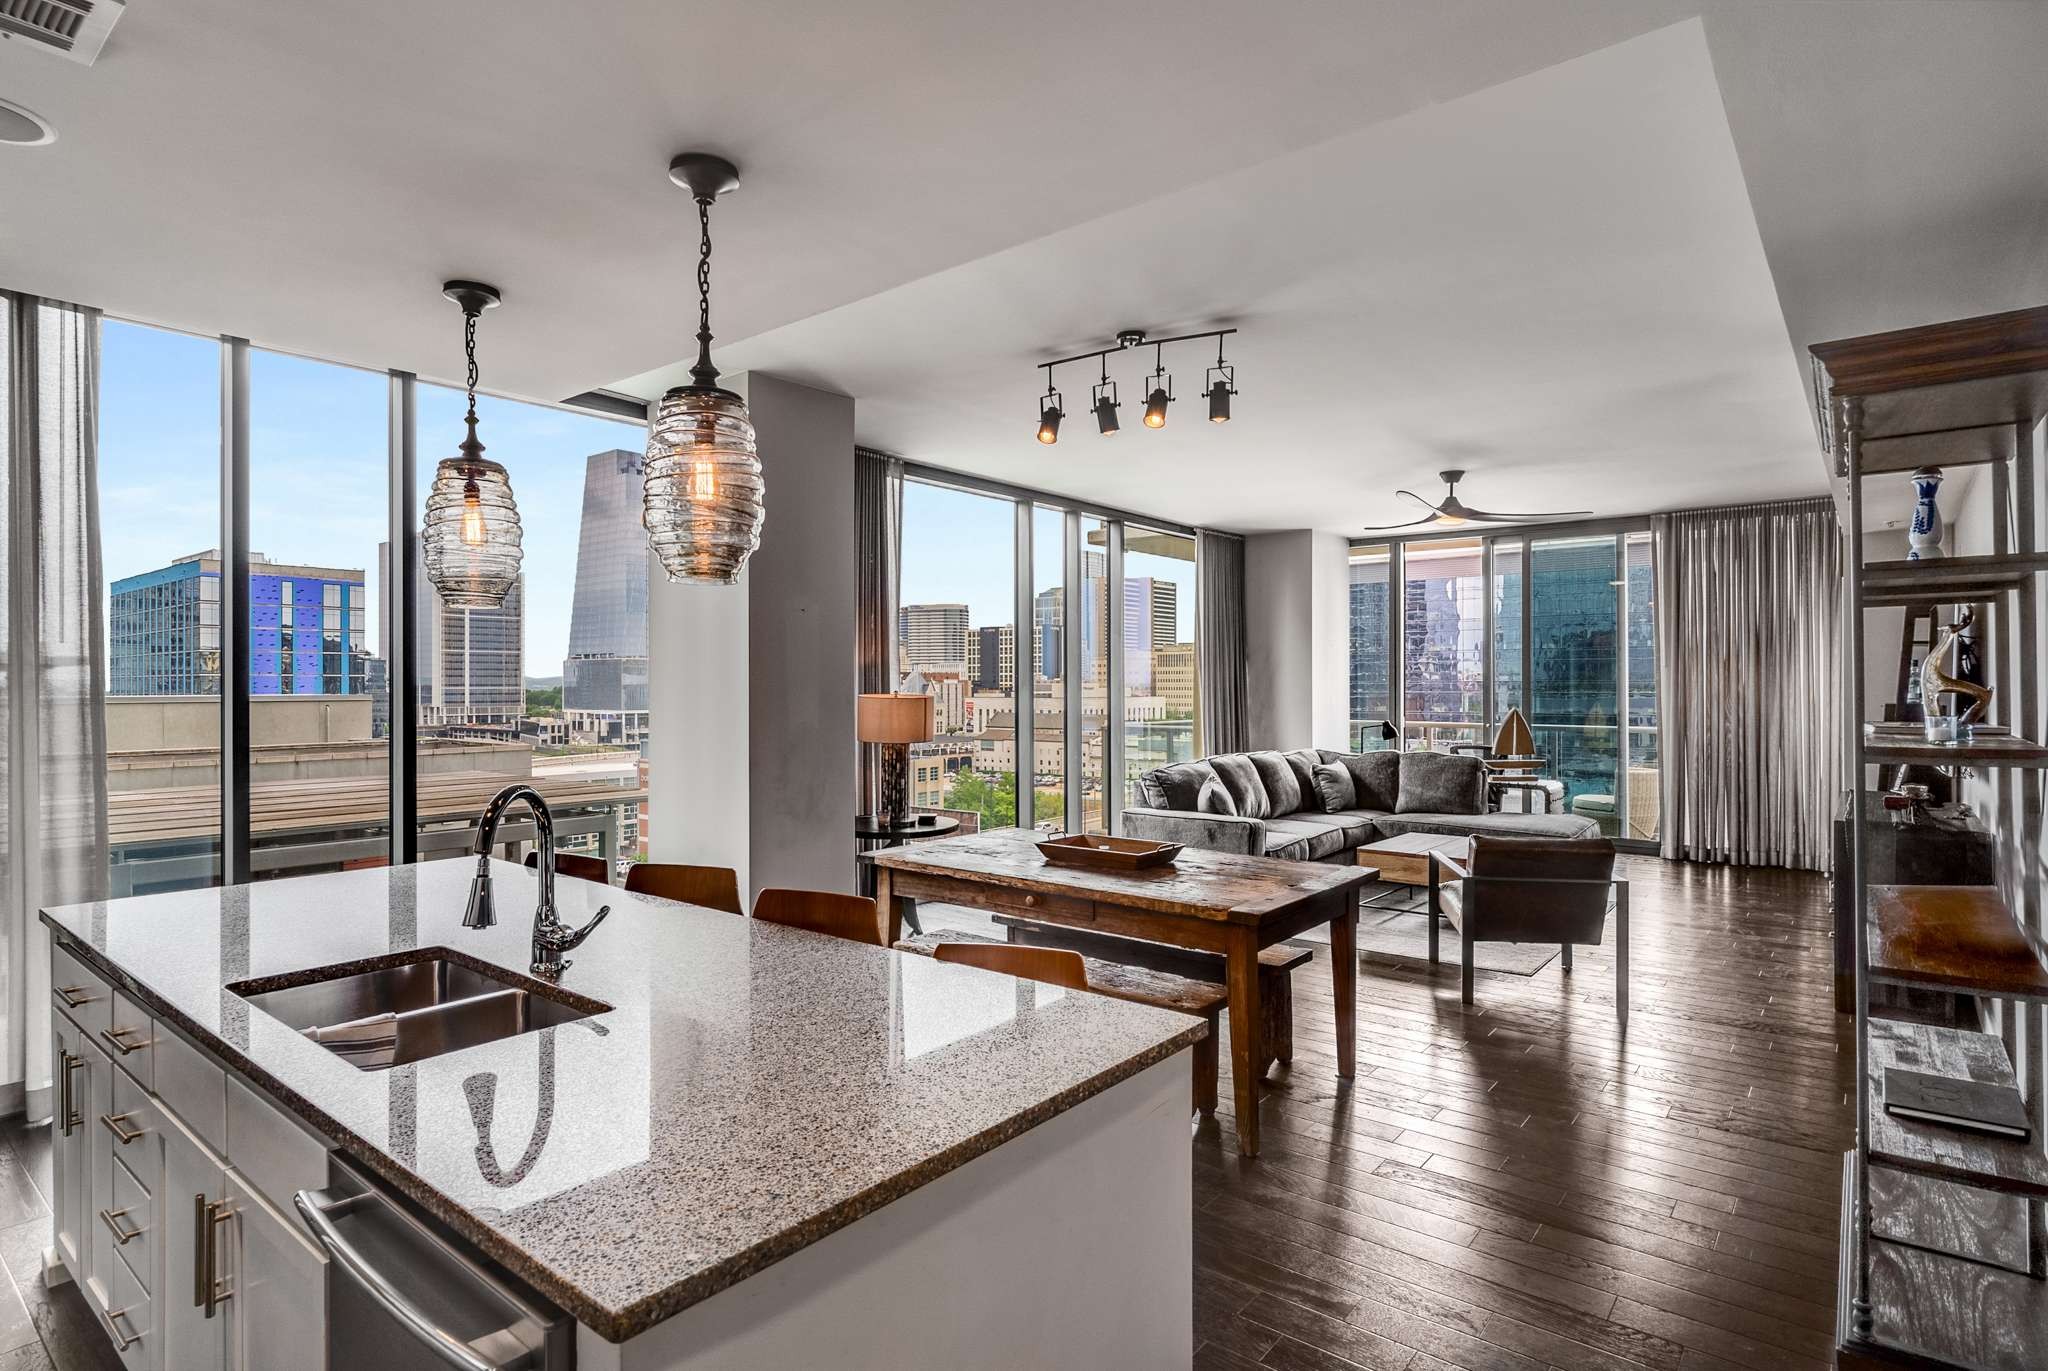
{"left": 110, "top": 552, "right": 369, "bottom": 697}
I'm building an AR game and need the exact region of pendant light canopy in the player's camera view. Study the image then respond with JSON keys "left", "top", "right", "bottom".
{"left": 422, "top": 282, "right": 522, "bottom": 609}
{"left": 644, "top": 151, "right": 764, "bottom": 585}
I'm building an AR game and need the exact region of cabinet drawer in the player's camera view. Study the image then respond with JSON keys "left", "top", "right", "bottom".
{"left": 52, "top": 942, "right": 111, "bottom": 1035}
{"left": 225, "top": 1075, "right": 329, "bottom": 1228}
{"left": 100, "top": 991, "right": 154, "bottom": 1088}
{"left": 92, "top": 1229, "right": 152, "bottom": 1371}
{"left": 152, "top": 1022, "right": 226, "bottom": 1156}
{"left": 103, "top": 1068, "right": 158, "bottom": 1180}
{"left": 101, "top": 1155, "right": 154, "bottom": 1298}
{"left": 983, "top": 886, "right": 1095, "bottom": 923}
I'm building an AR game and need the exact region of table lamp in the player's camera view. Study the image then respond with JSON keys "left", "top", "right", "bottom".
{"left": 859, "top": 692, "right": 935, "bottom": 829}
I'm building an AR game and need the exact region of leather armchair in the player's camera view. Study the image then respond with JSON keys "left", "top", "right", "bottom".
{"left": 1427, "top": 836, "right": 1629, "bottom": 1026}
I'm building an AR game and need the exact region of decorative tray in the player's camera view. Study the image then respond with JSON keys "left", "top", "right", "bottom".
{"left": 1036, "top": 834, "right": 1182, "bottom": 871}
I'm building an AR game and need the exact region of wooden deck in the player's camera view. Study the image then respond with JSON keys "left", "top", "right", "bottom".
{"left": 1188, "top": 853, "right": 1850, "bottom": 1371}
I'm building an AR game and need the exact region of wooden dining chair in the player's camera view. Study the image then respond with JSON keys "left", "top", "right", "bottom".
{"left": 933, "top": 941, "right": 1089, "bottom": 990}
{"left": 524, "top": 850, "right": 611, "bottom": 885}
{"left": 752, "top": 888, "right": 887, "bottom": 947}
{"left": 625, "top": 862, "right": 743, "bottom": 915}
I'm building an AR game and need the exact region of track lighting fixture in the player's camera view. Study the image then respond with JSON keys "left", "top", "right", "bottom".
{"left": 1143, "top": 345, "right": 1173, "bottom": 428}
{"left": 1203, "top": 337, "right": 1235, "bottom": 424}
{"left": 1037, "top": 373, "right": 1064, "bottom": 444}
{"left": 1092, "top": 357, "right": 1120, "bottom": 435}
{"left": 1029, "top": 327, "right": 1235, "bottom": 441}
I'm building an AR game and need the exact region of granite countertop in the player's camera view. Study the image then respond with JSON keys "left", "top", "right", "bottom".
{"left": 40, "top": 861, "right": 1204, "bottom": 1341}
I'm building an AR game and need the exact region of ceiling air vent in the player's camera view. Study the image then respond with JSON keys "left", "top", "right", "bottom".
{"left": 0, "top": 0, "right": 125, "bottom": 65}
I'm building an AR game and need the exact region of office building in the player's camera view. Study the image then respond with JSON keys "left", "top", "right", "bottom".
{"left": 110, "top": 551, "right": 368, "bottom": 697}
{"left": 899, "top": 602, "right": 969, "bottom": 673}
{"left": 563, "top": 449, "right": 652, "bottom": 747}
{"left": 381, "top": 540, "right": 525, "bottom": 730}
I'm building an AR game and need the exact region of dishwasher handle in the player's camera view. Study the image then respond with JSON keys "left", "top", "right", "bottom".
{"left": 295, "top": 1186, "right": 538, "bottom": 1371}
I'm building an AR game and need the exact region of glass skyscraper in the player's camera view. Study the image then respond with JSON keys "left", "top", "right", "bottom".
{"left": 563, "top": 449, "right": 650, "bottom": 745}
{"left": 109, "top": 551, "right": 367, "bottom": 697}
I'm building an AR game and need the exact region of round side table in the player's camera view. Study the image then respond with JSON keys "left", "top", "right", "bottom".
{"left": 855, "top": 814, "right": 961, "bottom": 935}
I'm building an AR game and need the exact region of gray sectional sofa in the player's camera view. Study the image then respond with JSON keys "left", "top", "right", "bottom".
{"left": 1122, "top": 748, "right": 1598, "bottom": 863}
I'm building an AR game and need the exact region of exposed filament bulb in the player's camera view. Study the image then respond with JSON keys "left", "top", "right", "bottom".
{"left": 461, "top": 478, "right": 486, "bottom": 546}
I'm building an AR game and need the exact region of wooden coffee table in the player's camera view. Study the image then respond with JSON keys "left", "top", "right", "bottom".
{"left": 1357, "top": 833, "right": 1471, "bottom": 910}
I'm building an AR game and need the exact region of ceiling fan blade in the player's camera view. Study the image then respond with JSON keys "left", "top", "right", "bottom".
{"left": 1393, "top": 488, "right": 1441, "bottom": 510}
{"left": 1361, "top": 511, "right": 1443, "bottom": 533}
{"left": 1459, "top": 506, "right": 1592, "bottom": 523}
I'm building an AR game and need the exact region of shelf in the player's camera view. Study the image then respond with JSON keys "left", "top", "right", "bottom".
{"left": 1838, "top": 1153, "right": 2048, "bottom": 1371}
{"left": 1868, "top": 885, "right": 2048, "bottom": 1001}
{"left": 1868, "top": 1019, "right": 2048, "bottom": 1200}
{"left": 1857, "top": 423, "right": 2018, "bottom": 476}
{"left": 1813, "top": 305, "right": 2048, "bottom": 467}
{"left": 1861, "top": 553, "right": 2048, "bottom": 605}
{"left": 1861, "top": 731, "right": 2048, "bottom": 768}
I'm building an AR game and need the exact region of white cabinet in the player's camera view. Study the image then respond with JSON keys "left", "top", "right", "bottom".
{"left": 160, "top": 1108, "right": 226, "bottom": 1371}
{"left": 224, "top": 1172, "right": 324, "bottom": 1371}
{"left": 47, "top": 938, "right": 328, "bottom": 1371}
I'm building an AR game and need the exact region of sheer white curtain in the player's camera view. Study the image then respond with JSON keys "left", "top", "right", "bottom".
{"left": 2, "top": 292, "right": 110, "bottom": 1115}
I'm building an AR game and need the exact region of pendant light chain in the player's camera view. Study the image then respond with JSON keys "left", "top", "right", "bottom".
{"left": 692, "top": 195, "right": 718, "bottom": 385}
{"left": 463, "top": 306, "right": 480, "bottom": 424}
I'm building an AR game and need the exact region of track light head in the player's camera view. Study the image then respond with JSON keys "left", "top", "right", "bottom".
{"left": 1037, "top": 397, "right": 1063, "bottom": 445}
{"left": 1092, "top": 376, "right": 1119, "bottom": 435}
{"left": 1143, "top": 389, "right": 1170, "bottom": 428}
{"left": 1204, "top": 362, "right": 1235, "bottom": 424}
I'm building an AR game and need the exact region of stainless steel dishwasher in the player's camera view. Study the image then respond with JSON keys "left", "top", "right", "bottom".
{"left": 295, "top": 1154, "right": 574, "bottom": 1370}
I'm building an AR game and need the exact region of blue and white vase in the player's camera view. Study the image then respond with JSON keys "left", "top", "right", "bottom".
{"left": 1908, "top": 466, "right": 1945, "bottom": 561}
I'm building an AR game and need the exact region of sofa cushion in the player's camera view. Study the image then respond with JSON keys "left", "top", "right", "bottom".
{"left": 1325, "top": 749, "right": 1401, "bottom": 813}
{"left": 1261, "top": 815, "right": 1351, "bottom": 862}
{"left": 1210, "top": 754, "right": 1272, "bottom": 819}
{"left": 1396, "top": 751, "right": 1485, "bottom": 814}
{"left": 1311, "top": 762, "right": 1357, "bottom": 814}
{"left": 1248, "top": 751, "right": 1303, "bottom": 816}
{"left": 1142, "top": 759, "right": 1220, "bottom": 811}
{"left": 1196, "top": 775, "right": 1238, "bottom": 816}
{"left": 1374, "top": 811, "right": 1601, "bottom": 841}
{"left": 1284, "top": 749, "right": 1324, "bottom": 801}
{"left": 1328, "top": 807, "right": 1390, "bottom": 846}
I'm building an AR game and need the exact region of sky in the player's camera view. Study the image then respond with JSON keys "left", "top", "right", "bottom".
{"left": 99, "top": 319, "right": 1195, "bottom": 684}
{"left": 101, "top": 318, "right": 644, "bottom": 679}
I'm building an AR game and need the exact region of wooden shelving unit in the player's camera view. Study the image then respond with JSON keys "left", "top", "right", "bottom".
{"left": 1825, "top": 304, "right": 2048, "bottom": 1370}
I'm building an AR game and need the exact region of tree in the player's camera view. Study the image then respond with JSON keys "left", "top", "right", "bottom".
{"left": 525, "top": 685, "right": 562, "bottom": 715}
{"left": 942, "top": 770, "right": 1015, "bottom": 829}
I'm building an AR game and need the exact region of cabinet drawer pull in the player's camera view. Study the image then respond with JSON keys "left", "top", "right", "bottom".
{"left": 99, "top": 1207, "right": 143, "bottom": 1246}
{"left": 55, "top": 985, "right": 96, "bottom": 1010}
{"left": 100, "top": 1111, "right": 144, "bottom": 1145}
{"left": 1022, "top": 894, "right": 1039, "bottom": 907}
{"left": 57, "top": 1051, "right": 81, "bottom": 1136}
{"left": 196, "top": 1194, "right": 233, "bottom": 1316}
{"left": 106, "top": 1305, "right": 142, "bottom": 1352}
{"left": 99, "top": 1025, "right": 148, "bottom": 1057}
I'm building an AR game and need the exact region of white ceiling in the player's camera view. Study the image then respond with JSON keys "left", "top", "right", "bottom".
{"left": 3, "top": 1, "right": 2045, "bottom": 534}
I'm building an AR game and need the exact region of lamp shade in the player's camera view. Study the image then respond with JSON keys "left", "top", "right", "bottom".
{"left": 857, "top": 693, "right": 934, "bottom": 744}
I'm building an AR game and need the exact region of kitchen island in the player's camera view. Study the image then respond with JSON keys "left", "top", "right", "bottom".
{"left": 41, "top": 860, "right": 1204, "bottom": 1368}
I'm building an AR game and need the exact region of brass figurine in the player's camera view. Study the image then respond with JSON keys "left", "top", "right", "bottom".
{"left": 1920, "top": 606, "right": 1993, "bottom": 726}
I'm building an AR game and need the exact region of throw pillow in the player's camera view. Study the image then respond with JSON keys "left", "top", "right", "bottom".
{"left": 1337, "top": 750, "right": 1401, "bottom": 812}
{"left": 1146, "top": 760, "right": 1220, "bottom": 811}
{"left": 1247, "top": 751, "right": 1303, "bottom": 816}
{"left": 1196, "top": 775, "right": 1238, "bottom": 816}
{"left": 1311, "top": 762, "right": 1357, "bottom": 814}
{"left": 1395, "top": 751, "right": 1487, "bottom": 815}
{"left": 1208, "top": 754, "right": 1272, "bottom": 819}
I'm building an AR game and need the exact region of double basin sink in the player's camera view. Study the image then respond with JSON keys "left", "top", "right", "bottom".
{"left": 229, "top": 951, "right": 607, "bottom": 1071}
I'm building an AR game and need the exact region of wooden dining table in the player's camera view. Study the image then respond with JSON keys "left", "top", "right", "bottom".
{"left": 870, "top": 828, "right": 1375, "bottom": 1157}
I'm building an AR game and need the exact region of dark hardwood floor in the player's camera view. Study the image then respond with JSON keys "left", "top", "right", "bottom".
{"left": 3, "top": 853, "right": 1845, "bottom": 1370}
{"left": 1188, "top": 854, "right": 1850, "bottom": 1371}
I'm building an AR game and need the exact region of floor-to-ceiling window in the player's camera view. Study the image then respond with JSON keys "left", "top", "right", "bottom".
{"left": 412, "top": 385, "right": 648, "bottom": 872}
{"left": 897, "top": 479, "right": 1016, "bottom": 831}
{"left": 1347, "top": 522, "right": 1661, "bottom": 846}
{"left": 1122, "top": 527, "right": 1198, "bottom": 809}
{"left": 99, "top": 320, "right": 223, "bottom": 895}
{"left": 1348, "top": 543, "right": 1392, "bottom": 749}
{"left": 1401, "top": 536, "right": 1486, "bottom": 751}
{"left": 1030, "top": 506, "right": 1067, "bottom": 831}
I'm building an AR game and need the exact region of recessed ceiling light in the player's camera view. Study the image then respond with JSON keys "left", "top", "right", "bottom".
{"left": 0, "top": 98, "right": 55, "bottom": 147}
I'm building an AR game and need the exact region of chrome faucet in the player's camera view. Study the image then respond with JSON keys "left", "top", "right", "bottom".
{"left": 463, "top": 784, "right": 611, "bottom": 979}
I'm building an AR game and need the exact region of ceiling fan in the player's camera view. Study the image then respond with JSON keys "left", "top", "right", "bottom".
{"left": 1363, "top": 469, "right": 1589, "bottom": 532}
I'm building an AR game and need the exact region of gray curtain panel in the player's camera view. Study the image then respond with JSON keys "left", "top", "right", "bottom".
{"left": 854, "top": 447, "right": 903, "bottom": 815}
{"left": 2, "top": 293, "right": 110, "bottom": 1107}
{"left": 1197, "top": 529, "right": 1247, "bottom": 756}
{"left": 1655, "top": 497, "right": 1842, "bottom": 871}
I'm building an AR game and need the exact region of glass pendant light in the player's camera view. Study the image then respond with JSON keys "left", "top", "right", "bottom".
{"left": 645, "top": 151, "right": 764, "bottom": 585}
{"left": 422, "top": 282, "right": 522, "bottom": 608}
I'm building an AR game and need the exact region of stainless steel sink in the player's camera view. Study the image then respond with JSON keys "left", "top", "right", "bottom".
{"left": 230, "top": 952, "right": 605, "bottom": 1071}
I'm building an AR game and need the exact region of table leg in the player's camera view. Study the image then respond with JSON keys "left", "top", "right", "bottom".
{"left": 875, "top": 866, "right": 902, "bottom": 946}
{"left": 1330, "top": 890, "right": 1357, "bottom": 1080}
{"left": 1225, "top": 927, "right": 1263, "bottom": 1158}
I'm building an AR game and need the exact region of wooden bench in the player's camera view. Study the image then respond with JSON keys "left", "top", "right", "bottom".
{"left": 990, "top": 914, "right": 1311, "bottom": 1078}
{"left": 895, "top": 930, "right": 1227, "bottom": 1116}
